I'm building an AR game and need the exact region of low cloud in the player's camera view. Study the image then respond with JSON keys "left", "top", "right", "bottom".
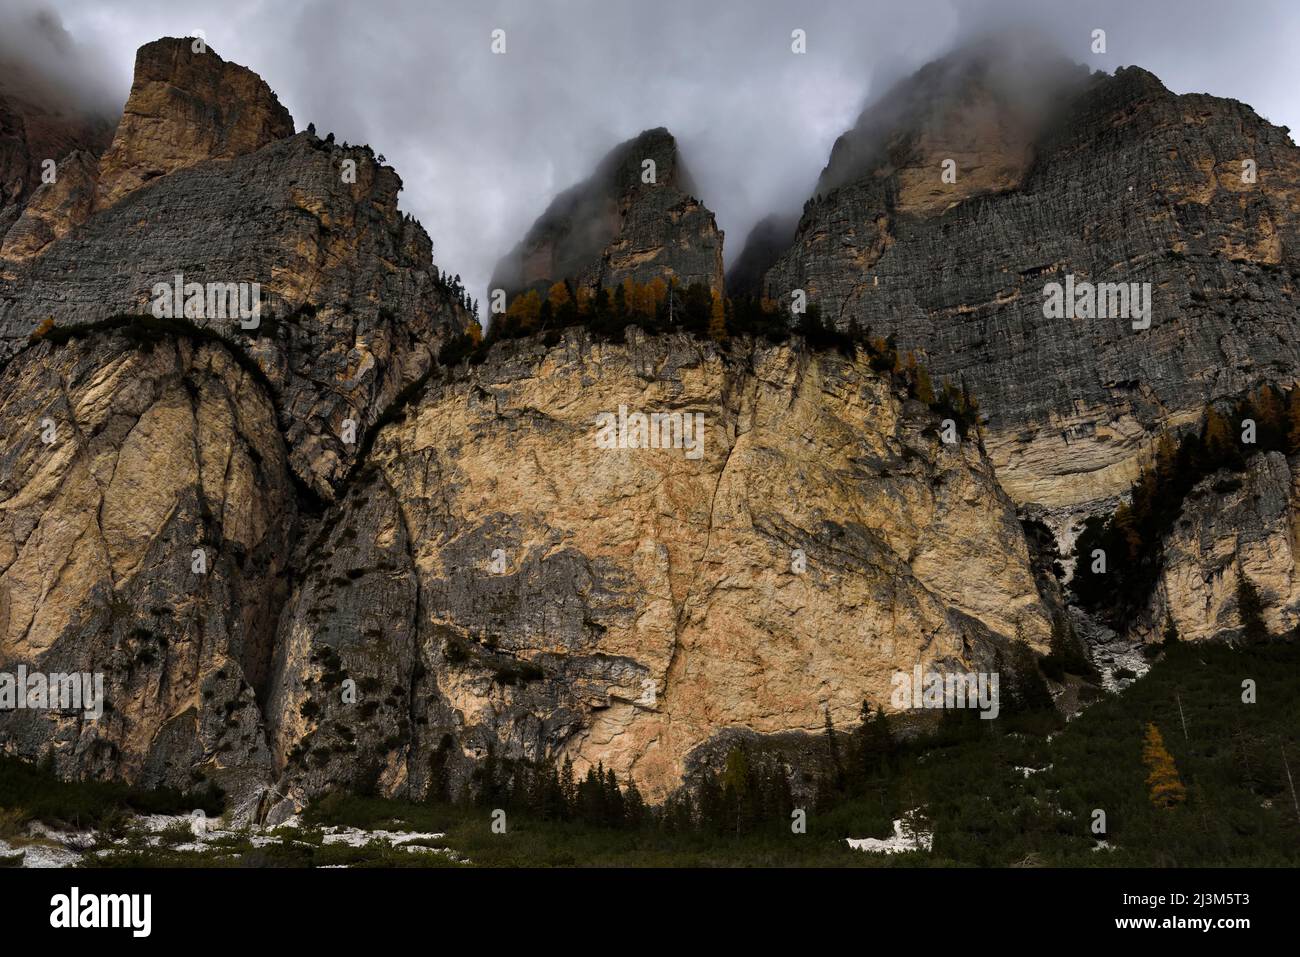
{"left": 0, "top": 1, "right": 119, "bottom": 116}
{"left": 26, "top": 0, "right": 1300, "bottom": 308}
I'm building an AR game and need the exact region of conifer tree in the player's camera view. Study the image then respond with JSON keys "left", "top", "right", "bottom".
{"left": 603, "top": 767, "right": 625, "bottom": 827}
{"left": 854, "top": 700, "right": 894, "bottom": 780}
{"left": 559, "top": 756, "right": 576, "bottom": 812}
{"left": 822, "top": 707, "right": 845, "bottom": 794}
{"left": 1153, "top": 432, "right": 1178, "bottom": 484}
{"left": 1251, "top": 384, "right": 1286, "bottom": 448}
{"left": 708, "top": 291, "right": 728, "bottom": 342}
{"left": 578, "top": 765, "right": 604, "bottom": 822}
{"left": 914, "top": 363, "right": 936, "bottom": 405}
{"left": 427, "top": 733, "right": 454, "bottom": 804}
{"left": 721, "top": 746, "right": 752, "bottom": 836}
{"left": 1010, "top": 640, "right": 1055, "bottom": 714}
{"left": 1236, "top": 570, "right": 1269, "bottom": 644}
{"left": 696, "top": 767, "right": 725, "bottom": 833}
{"left": 1047, "top": 612, "right": 1100, "bottom": 682}
{"left": 624, "top": 778, "right": 647, "bottom": 829}
{"left": 1201, "top": 407, "right": 1237, "bottom": 468}
{"left": 1142, "top": 723, "right": 1187, "bottom": 809}
{"left": 1161, "top": 613, "right": 1180, "bottom": 647}
{"left": 1287, "top": 387, "right": 1300, "bottom": 453}
{"left": 476, "top": 742, "right": 500, "bottom": 807}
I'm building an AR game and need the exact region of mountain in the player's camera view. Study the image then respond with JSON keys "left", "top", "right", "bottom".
{"left": 490, "top": 127, "right": 724, "bottom": 298}
{"left": 0, "top": 38, "right": 472, "bottom": 816}
{"left": 764, "top": 39, "right": 1300, "bottom": 530}
{"left": 1, "top": 38, "right": 473, "bottom": 498}
{"left": 1, "top": 34, "right": 1295, "bottom": 824}
{"left": 0, "top": 59, "right": 112, "bottom": 244}
{"left": 265, "top": 329, "right": 1054, "bottom": 809}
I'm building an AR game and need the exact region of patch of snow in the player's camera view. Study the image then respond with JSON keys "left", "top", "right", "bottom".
{"left": 11, "top": 813, "right": 466, "bottom": 866}
{"left": 846, "top": 810, "right": 932, "bottom": 855}
{"left": 0, "top": 836, "right": 82, "bottom": 868}
{"left": 1014, "top": 764, "right": 1053, "bottom": 778}
{"left": 319, "top": 826, "right": 446, "bottom": 849}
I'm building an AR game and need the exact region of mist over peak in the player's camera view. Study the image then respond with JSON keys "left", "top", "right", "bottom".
{"left": 0, "top": 2, "right": 118, "bottom": 118}
{"left": 17, "top": 1, "right": 1300, "bottom": 312}
{"left": 815, "top": 30, "right": 1092, "bottom": 195}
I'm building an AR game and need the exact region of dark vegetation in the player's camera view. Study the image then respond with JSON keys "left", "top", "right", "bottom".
{"left": 3, "top": 640, "right": 1295, "bottom": 866}
{"left": 432, "top": 268, "right": 477, "bottom": 319}
{"left": 302, "top": 638, "right": 1298, "bottom": 866}
{"left": 19, "top": 313, "right": 275, "bottom": 396}
{"left": 403, "top": 643, "right": 1066, "bottom": 839}
{"left": 0, "top": 753, "right": 222, "bottom": 834}
{"left": 1073, "top": 384, "right": 1300, "bottom": 627}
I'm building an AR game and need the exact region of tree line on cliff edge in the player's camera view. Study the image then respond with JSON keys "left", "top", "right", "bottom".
{"left": 438, "top": 276, "right": 983, "bottom": 437}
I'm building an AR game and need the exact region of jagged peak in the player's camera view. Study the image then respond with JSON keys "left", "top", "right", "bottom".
{"left": 490, "top": 124, "right": 722, "bottom": 297}
{"left": 93, "top": 36, "right": 295, "bottom": 210}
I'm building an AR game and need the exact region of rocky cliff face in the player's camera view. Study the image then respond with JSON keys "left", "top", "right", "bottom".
{"left": 491, "top": 128, "right": 725, "bottom": 297}
{"left": 3, "top": 32, "right": 1291, "bottom": 822}
{"left": 766, "top": 46, "right": 1300, "bottom": 525}
{"left": 726, "top": 212, "right": 798, "bottom": 298}
{"left": 0, "top": 149, "right": 98, "bottom": 263}
{"left": 0, "top": 68, "right": 112, "bottom": 236}
{"left": 1140, "top": 451, "right": 1300, "bottom": 645}
{"left": 266, "top": 329, "right": 1053, "bottom": 808}
{"left": 0, "top": 39, "right": 471, "bottom": 813}
{"left": 0, "top": 331, "right": 292, "bottom": 815}
{"left": 0, "top": 38, "right": 472, "bottom": 498}
{"left": 94, "top": 38, "right": 295, "bottom": 211}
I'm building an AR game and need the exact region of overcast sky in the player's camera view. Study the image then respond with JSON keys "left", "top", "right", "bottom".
{"left": 7, "top": 0, "right": 1300, "bottom": 308}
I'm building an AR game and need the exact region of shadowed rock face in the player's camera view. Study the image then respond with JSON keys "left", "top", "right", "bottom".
{"left": 1141, "top": 452, "right": 1300, "bottom": 646}
{"left": 0, "top": 333, "right": 293, "bottom": 817}
{"left": 726, "top": 212, "right": 798, "bottom": 298}
{"left": 0, "top": 148, "right": 98, "bottom": 262}
{"left": 0, "top": 131, "right": 471, "bottom": 497}
{"left": 0, "top": 39, "right": 471, "bottom": 817}
{"left": 766, "top": 46, "right": 1300, "bottom": 519}
{"left": 491, "top": 127, "right": 725, "bottom": 298}
{"left": 266, "top": 330, "right": 1054, "bottom": 807}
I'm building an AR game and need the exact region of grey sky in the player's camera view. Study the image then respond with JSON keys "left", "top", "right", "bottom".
{"left": 9, "top": 0, "right": 1300, "bottom": 309}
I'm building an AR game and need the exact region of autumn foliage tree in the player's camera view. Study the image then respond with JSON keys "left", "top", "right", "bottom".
{"left": 439, "top": 275, "right": 974, "bottom": 435}
{"left": 29, "top": 317, "right": 56, "bottom": 342}
{"left": 1142, "top": 722, "right": 1186, "bottom": 809}
{"left": 708, "top": 290, "right": 728, "bottom": 342}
